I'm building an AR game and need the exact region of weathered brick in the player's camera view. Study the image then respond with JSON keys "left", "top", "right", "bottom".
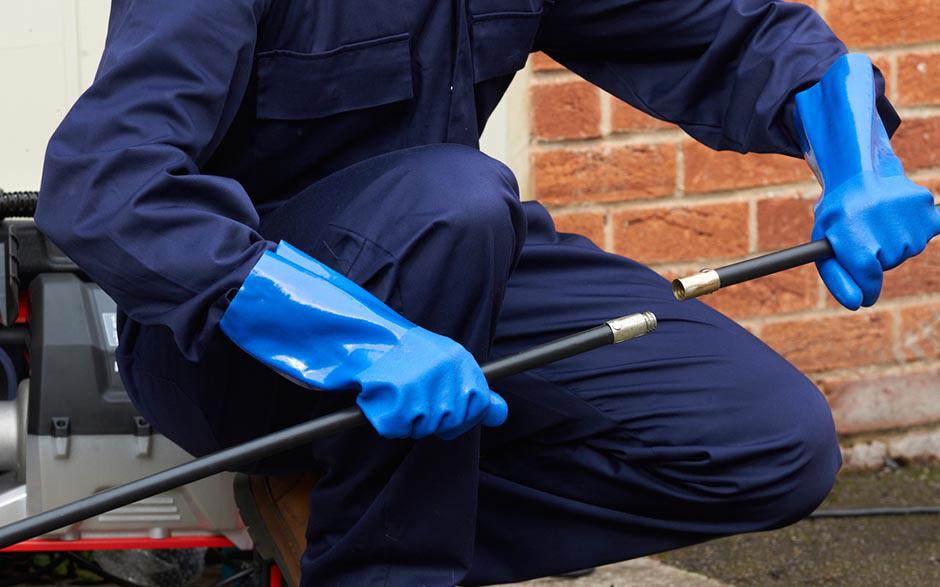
{"left": 756, "top": 195, "right": 817, "bottom": 251}
{"left": 613, "top": 202, "right": 748, "bottom": 263}
{"left": 828, "top": 0, "right": 939, "bottom": 47}
{"left": 821, "top": 366, "right": 940, "bottom": 434}
{"left": 882, "top": 242, "right": 940, "bottom": 300}
{"left": 551, "top": 210, "right": 606, "bottom": 245}
{"left": 898, "top": 52, "right": 940, "bottom": 106}
{"left": 533, "top": 144, "right": 676, "bottom": 205}
{"left": 900, "top": 303, "right": 940, "bottom": 361}
{"left": 704, "top": 264, "right": 819, "bottom": 320}
{"left": 530, "top": 80, "right": 601, "bottom": 141}
{"left": 893, "top": 116, "right": 940, "bottom": 172}
{"left": 609, "top": 99, "right": 673, "bottom": 134}
{"left": 872, "top": 55, "right": 893, "bottom": 97}
{"left": 530, "top": 52, "right": 564, "bottom": 72}
{"left": 760, "top": 310, "right": 893, "bottom": 373}
{"left": 684, "top": 140, "right": 812, "bottom": 194}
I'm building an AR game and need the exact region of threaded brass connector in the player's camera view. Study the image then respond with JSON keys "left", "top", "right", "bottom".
{"left": 606, "top": 311, "right": 657, "bottom": 344}
{"left": 672, "top": 269, "right": 721, "bottom": 301}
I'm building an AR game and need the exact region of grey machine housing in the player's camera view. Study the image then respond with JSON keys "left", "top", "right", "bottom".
{"left": 0, "top": 221, "right": 249, "bottom": 548}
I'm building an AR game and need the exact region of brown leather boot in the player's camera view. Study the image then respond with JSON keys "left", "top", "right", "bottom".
{"left": 234, "top": 472, "right": 318, "bottom": 587}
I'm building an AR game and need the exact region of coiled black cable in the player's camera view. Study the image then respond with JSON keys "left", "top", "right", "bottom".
{"left": 810, "top": 505, "right": 940, "bottom": 518}
{"left": 0, "top": 347, "right": 17, "bottom": 401}
{"left": 0, "top": 189, "right": 39, "bottom": 219}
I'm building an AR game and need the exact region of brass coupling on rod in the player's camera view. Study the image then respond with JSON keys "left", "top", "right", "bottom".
{"left": 672, "top": 269, "right": 720, "bottom": 301}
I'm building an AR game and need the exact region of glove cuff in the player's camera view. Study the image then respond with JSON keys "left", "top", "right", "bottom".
{"left": 794, "top": 53, "right": 904, "bottom": 195}
{"left": 219, "top": 241, "right": 413, "bottom": 390}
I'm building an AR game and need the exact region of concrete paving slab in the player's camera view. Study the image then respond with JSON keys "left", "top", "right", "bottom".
{"left": 493, "top": 557, "right": 730, "bottom": 587}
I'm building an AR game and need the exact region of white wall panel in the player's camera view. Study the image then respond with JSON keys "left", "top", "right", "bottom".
{"left": 75, "top": 0, "right": 109, "bottom": 88}
{"left": 479, "top": 69, "right": 531, "bottom": 199}
{"left": 0, "top": 0, "right": 108, "bottom": 190}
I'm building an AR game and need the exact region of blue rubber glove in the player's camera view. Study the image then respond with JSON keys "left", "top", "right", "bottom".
{"left": 220, "top": 241, "right": 507, "bottom": 439}
{"left": 794, "top": 54, "right": 940, "bottom": 310}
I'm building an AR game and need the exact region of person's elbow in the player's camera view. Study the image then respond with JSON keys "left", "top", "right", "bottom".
{"left": 35, "top": 130, "right": 85, "bottom": 256}
{"left": 36, "top": 122, "right": 137, "bottom": 263}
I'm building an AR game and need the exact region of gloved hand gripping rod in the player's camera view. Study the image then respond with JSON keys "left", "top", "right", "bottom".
{"left": 0, "top": 312, "right": 657, "bottom": 549}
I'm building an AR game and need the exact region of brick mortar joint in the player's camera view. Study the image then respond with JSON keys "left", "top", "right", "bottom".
{"left": 820, "top": 359, "right": 940, "bottom": 391}
{"left": 851, "top": 41, "right": 940, "bottom": 56}
{"left": 535, "top": 168, "right": 940, "bottom": 213}
{"left": 891, "top": 306, "right": 905, "bottom": 363}
{"left": 896, "top": 106, "right": 940, "bottom": 117}
{"left": 717, "top": 290, "right": 940, "bottom": 328}
{"left": 548, "top": 204, "right": 610, "bottom": 216}
{"left": 747, "top": 199, "right": 758, "bottom": 254}
{"left": 530, "top": 68, "right": 579, "bottom": 82}
{"left": 839, "top": 421, "right": 940, "bottom": 449}
{"left": 603, "top": 209, "right": 614, "bottom": 251}
{"left": 530, "top": 77, "right": 594, "bottom": 89}
{"left": 675, "top": 140, "right": 685, "bottom": 199}
{"left": 599, "top": 91, "right": 612, "bottom": 137}
{"left": 590, "top": 182, "right": 822, "bottom": 211}
{"left": 531, "top": 130, "right": 684, "bottom": 150}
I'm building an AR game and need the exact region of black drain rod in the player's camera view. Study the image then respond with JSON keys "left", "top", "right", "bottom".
{"left": 0, "top": 312, "right": 657, "bottom": 549}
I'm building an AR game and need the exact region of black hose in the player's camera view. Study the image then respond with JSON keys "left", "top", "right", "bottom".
{"left": 0, "top": 347, "right": 16, "bottom": 400}
{"left": 810, "top": 505, "right": 940, "bottom": 519}
{"left": 0, "top": 326, "right": 28, "bottom": 347}
{"left": 211, "top": 567, "right": 254, "bottom": 587}
{"left": 0, "top": 190, "right": 38, "bottom": 219}
{"left": 61, "top": 551, "right": 153, "bottom": 587}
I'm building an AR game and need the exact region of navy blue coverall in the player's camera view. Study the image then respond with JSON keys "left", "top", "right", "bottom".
{"left": 37, "top": 1, "right": 891, "bottom": 584}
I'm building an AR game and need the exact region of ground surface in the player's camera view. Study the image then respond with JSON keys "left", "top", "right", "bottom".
{"left": 660, "top": 465, "right": 940, "bottom": 586}
{"left": 502, "top": 464, "right": 940, "bottom": 586}
{"left": 496, "top": 558, "right": 726, "bottom": 586}
{"left": 5, "top": 465, "right": 939, "bottom": 585}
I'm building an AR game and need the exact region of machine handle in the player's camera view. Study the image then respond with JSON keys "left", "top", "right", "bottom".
{"left": 0, "top": 312, "right": 656, "bottom": 549}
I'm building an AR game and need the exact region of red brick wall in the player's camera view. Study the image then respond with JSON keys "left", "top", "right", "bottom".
{"left": 527, "top": 1, "right": 940, "bottom": 439}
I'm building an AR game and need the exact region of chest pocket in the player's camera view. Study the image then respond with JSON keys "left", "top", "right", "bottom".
{"left": 256, "top": 33, "right": 414, "bottom": 120}
{"left": 470, "top": 0, "right": 544, "bottom": 83}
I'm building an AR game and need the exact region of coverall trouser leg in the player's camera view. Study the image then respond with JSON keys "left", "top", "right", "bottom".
{"left": 122, "top": 145, "right": 841, "bottom": 586}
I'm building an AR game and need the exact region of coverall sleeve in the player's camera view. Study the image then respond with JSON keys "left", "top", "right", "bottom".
{"left": 36, "top": 0, "right": 273, "bottom": 360}
{"left": 535, "top": 0, "right": 899, "bottom": 156}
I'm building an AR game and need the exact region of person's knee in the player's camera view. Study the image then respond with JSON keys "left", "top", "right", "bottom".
{"left": 656, "top": 362, "right": 840, "bottom": 531}
{"left": 363, "top": 145, "right": 526, "bottom": 347}
{"left": 742, "top": 374, "right": 841, "bottom": 529}
{"left": 777, "top": 380, "right": 841, "bottom": 523}
{"left": 399, "top": 145, "right": 525, "bottom": 254}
